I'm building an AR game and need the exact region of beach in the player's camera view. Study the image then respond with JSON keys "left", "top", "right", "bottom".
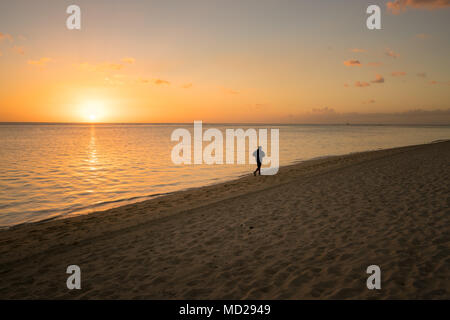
{"left": 0, "top": 140, "right": 449, "bottom": 299}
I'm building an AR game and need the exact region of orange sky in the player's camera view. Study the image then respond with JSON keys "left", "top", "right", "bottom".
{"left": 0, "top": 0, "right": 449, "bottom": 123}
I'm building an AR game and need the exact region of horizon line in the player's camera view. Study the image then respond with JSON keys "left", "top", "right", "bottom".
{"left": 0, "top": 121, "right": 449, "bottom": 126}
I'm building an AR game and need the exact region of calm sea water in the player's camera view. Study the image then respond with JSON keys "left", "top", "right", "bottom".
{"left": 0, "top": 123, "right": 449, "bottom": 227}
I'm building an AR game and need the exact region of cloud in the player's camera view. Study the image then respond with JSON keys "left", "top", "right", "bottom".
{"left": 27, "top": 57, "right": 51, "bottom": 67}
{"left": 11, "top": 45, "right": 25, "bottom": 55}
{"left": 139, "top": 78, "right": 171, "bottom": 85}
{"left": 0, "top": 32, "right": 13, "bottom": 42}
{"left": 355, "top": 81, "right": 370, "bottom": 88}
{"left": 427, "top": 80, "right": 450, "bottom": 85}
{"left": 363, "top": 99, "right": 376, "bottom": 104}
{"left": 75, "top": 62, "right": 125, "bottom": 72}
{"left": 385, "top": 48, "right": 399, "bottom": 58}
{"left": 182, "top": 83, "right": 193, "bottom": 89}
{"left": 350, "top": 48, "right": 367, "bottom": 53}
{"left": 107, "top": 63, "right": 124, "bottom": 70}
{"left": 311, "top": 107, "right": 335, "bottom": 114}
{"left": 415, "top": 33, "right": 431, "bottom": 40}
{"left": 220, "top": 87, "right": 239, "bottom": 94}
{"left": 343, "top": 83, "right": 350, "bottom": 88}
{"left": 416, "top": 72, "right": 427, "bottom": 78}
{"left": 343, "top": 59, "right": 362, "bottom": 67}
{"left": 371, "top": 74, "right": 385, "bottom": 83}
{"left": 104, "top": 74, "right": 126, "bottom": 85}
{"left": 391, "top": 71, "right": 407, "bottom": 76}
{"left": 154, "top": 79, "right": 170, "bottom": 85}
{"left": 121, "top": 57, "right": 135, "bottom": 64}
{"left": 138, "top": 78, "right": 150, "bottom": 84}
{"left": 387, "top": 0, "right": 450, "bottom": 14}
{"left": 75, "top": 58, "right": 136, "bottom": 71}
{"left": 367, "top": 62, "right": 383, "bottom": 67}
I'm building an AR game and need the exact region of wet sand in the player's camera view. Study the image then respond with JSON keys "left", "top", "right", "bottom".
{"left": 0, "top": 141, "right": 449, "bottom": 299}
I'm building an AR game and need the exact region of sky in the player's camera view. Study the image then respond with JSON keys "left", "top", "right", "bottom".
{"left": 0, "top": 0, "right": 449, "bottom": 124}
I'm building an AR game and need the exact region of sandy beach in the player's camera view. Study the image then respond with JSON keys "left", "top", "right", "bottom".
{"left": 0, "top": 141, "right": 449, "bottom": 299}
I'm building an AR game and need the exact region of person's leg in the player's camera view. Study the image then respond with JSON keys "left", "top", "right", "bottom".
{"left": 257, "top": 162, "right": 261, "bottom": 175}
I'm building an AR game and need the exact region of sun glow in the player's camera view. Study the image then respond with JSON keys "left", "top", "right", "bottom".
{"left": 81, "top": 100, "right": 106, "bottom": 122}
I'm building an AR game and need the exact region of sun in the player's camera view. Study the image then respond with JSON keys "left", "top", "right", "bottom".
{"left": 80, "top": 100, "right": 105, "bottom": 122}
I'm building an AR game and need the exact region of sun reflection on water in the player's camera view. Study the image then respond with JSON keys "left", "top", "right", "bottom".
{"left": 88, "top": 125, "right": 97, "bottom": 171}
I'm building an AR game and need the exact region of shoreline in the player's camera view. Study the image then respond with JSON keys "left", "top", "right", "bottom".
{"left": 0, "top": 140, "right": 446, "bottom": 235}
{"left": 2, "top": 140, "right": 447, "bottom": 230}
{"left": 0, "top": 140, "right": 449, "bottom": 299}
{"left": 0, "top": 149, "right": 367, "bottom": 229}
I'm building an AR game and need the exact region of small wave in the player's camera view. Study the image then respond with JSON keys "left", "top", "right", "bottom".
{"left": 431, "top": 139, "right": 450, "bottom": 143}
{"left": 0, "top": 191, "right": 176, "bottom": 229}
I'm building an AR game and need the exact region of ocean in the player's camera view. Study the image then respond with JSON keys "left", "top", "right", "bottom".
{"left": 1, "top": 123, "right": 449, "bottom": 227}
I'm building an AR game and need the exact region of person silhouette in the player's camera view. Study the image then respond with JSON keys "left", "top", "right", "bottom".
{"left": 253, "top": 146, "right": 265, "bottom": 176}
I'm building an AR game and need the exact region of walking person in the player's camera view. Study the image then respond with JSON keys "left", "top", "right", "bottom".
{"left": 253, "top": 146, "right": 265, "bottom": 176}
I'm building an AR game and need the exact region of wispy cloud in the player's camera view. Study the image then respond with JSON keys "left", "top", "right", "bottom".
{"left": 27, "top": 57, "right": 51, "bottom": 67}
{"left": 253, "top": 103, "right": 266, "bottom": 110}
{"left": 363, "top": 99, "right": 376, "bottom": 104}
{"left": 385, "top": 48, "right": 399, "bottom": 58}
{"left": 428, "top": 80, "right": 450, "bottom": 85}
{"left": 106, "top": 63, "right": 123, "bottom": 70}
{"left": 343, "top": 59, "right": 362, "bottom": 67}
{"left": 104, "top": 74, "right": 126, "bottom": 85}
{"left": 181, "top": 83, "right": 193, "bottom": 89}
{"left": 11, "top": 45, "right": 24, "bottom": 55}
{"left": 75, "top": 61, "right": 125, "bottom": 72}
{"left": 371, "top": 74, "right": 385, "bottom": 83}
{"left": 415, "top": 33, "right": 431, "bottom": 40}
{"left": 154, "top": 79, "right": 170, "bottom": 85}
{"left": 355, "top": 81, "right": 370, "bottom": 88}
{"left": 139, "top": 78, "right": 171, "bottom": 85}
{"left": 416, "top": 72, "right": 427, "bottom": 78}
{"left": 350, "top": 48, "right": 367, "bottom": 53}
{"left": 0, "top": 32, "right": 13, "bottom": 42}
{"left": 367, "top": 62, "right": 383, "bottom": 67}
{"left": 391, "top": 71, "right": 407, "bottom": 76}
{"left": 74, "top": 57, "right": 137, "bottom": 72}
{"left": 138, "top": 78, "right": 150, "bottom": 84}
{"left": 224, "top": 88, "right": 239, "bottom": 94}
{"left": 311, "top": 107, "right": 335, "bottom": 114}
{"left": 121, "top": 57, "right": 135, "bottom": 64}
{"left": 387, "top": 0, "right": 450, "bottom": 14}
